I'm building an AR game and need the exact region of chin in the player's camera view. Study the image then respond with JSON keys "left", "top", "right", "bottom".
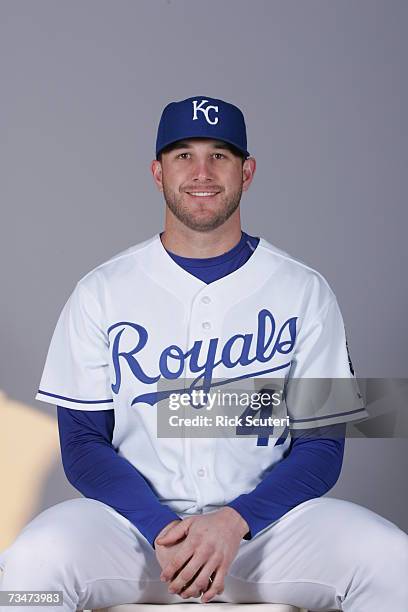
{"left": 183, "top": 217, "right": 226, "bottom": 232}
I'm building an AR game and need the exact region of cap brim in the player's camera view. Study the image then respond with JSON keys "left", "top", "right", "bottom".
{"left": 156, "top": 135, "right": 250, "bottom": 159}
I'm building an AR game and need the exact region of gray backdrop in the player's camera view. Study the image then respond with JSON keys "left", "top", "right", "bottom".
{"left": 1, "top": 0, "right": 407, "bottom": 530}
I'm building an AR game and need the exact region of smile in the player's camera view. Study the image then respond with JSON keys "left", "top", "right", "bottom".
{"left": 185, "top": 192, "right": 220, "bottom": 197}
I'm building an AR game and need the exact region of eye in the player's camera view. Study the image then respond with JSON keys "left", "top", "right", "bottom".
{"left": 176, "top": 152, "right": 191, "bottom": 159}
{"left": 213, "top": 153, "right": 226, "bottom": 159}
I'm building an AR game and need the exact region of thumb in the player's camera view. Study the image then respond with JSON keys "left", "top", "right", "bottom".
{"left": 156, "top": 519, "right": 190, "bottom": 545}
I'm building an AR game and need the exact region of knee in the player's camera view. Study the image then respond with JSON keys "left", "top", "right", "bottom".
{"left": 327, "top": 501, "right": 407, "bottom": 563}
{"left": 378, "top": 527, "right": 408, "bottom": 574}
{"left": 355, "top": 521, "right": 408, "bottom": 580}
{"left": 4, "top": 517, "right": 82, "bottom": 577}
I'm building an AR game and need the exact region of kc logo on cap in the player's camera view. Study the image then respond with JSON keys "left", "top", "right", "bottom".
{"left": 192, "top": 99, "right": 219, "bottom": 125}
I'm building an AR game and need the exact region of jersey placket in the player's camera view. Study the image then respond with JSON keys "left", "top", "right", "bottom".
{"left": 184, "top": 286, "right": 224, "bottom": 511}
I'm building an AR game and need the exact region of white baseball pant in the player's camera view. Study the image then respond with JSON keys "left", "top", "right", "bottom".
{"left": 0, "top": 496, "right": 407, "bottom": 612}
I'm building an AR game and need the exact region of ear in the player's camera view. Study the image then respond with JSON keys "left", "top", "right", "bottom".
{"left": 242, "top": 157, "right": 256, "bottom": 192}
{"left": 151, "top": 159, "right": 163, "bottom": 192}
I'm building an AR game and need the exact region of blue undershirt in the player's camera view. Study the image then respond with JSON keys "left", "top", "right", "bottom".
{"left": 57, "top": 230, "right": 346, "bottom": 548}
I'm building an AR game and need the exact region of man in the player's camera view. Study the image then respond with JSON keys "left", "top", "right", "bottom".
{"left": 0, "top": 96, "right": 407, "bottom": 612}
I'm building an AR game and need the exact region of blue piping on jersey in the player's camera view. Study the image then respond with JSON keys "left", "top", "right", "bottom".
{"left": 290, "top": 406, "right": 366, "bottom": 423}
{"left": 38, "top": 389, "right": 114, "bottom": 404}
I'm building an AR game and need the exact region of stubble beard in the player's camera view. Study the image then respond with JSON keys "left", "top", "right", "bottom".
{"left": 162, "top": 184, "right": 243, "bottom": 232}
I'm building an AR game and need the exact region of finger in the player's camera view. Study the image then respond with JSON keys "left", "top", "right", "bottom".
{"left": 180, "top": 562, "right": 219, "bottom": 600}
{"left": 156, "top": 521, "right": 189, "bottom": 546}
{"left": 201, "top": 569, "right": 224, "bottom": 603}
{"left": 161, "top": 551, "right": 193, "bottom": 583}
{"left": 168, "top": 553, "right": 209, "bottom": 594}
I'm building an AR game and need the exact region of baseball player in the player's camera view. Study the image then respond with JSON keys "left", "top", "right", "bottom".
{"left": 1, "top": 96, "right": 407, "bottom": 612}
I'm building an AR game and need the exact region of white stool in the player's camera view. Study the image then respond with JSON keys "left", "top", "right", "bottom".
{"left": 91, "top": 604, "right": 306, "bottom": 612}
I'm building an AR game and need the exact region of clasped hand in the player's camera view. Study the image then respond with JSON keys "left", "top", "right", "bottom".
{"left": 154, "top": 507, "right": 248, "bottom": 603}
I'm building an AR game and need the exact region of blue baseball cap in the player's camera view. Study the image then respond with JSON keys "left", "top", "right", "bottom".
{"left": 155, "top": 95, "right": 250, "bottom": 159}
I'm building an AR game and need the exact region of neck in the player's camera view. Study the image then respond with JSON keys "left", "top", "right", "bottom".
{"left": 161, "top": 211, "right": 242, "bottom": 258}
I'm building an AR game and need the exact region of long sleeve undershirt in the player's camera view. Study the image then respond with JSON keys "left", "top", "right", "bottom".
{"left": 57, "top": 230, "right": 346, "bottom": 547}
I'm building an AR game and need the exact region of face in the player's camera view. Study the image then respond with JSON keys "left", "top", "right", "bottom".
{"left": 151, "top": 138, "right": 256, "bottom": 232}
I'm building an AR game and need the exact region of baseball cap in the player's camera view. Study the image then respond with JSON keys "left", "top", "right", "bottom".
{"left": 155, "top": 95, "right": 250, "bottom": 159}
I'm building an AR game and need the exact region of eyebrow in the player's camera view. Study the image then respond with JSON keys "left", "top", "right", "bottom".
{"left": 170, "top": 140, "right": 232, "bottom": 151}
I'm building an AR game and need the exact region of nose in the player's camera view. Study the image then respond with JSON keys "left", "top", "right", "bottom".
{"left": 191, "top": 156, "right": 214, "bottom": 182}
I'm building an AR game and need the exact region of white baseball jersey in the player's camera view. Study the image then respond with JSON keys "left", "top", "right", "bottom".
{"left": 36, "top": 233, "right": 368, "bottom": 515}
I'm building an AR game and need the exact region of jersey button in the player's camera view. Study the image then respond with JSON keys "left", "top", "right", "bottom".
{"left": 201, "top": 296, "right": 211, "bottom": 304}
{"left": 197, "top": 468, "right": 206, "bottom": 478}
{"left": 202, "top": 321, "right": 211, "bottom": 330}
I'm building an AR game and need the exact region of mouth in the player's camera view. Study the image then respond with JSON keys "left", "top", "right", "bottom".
{"left": 185, "top": 191, "right": 221, "bottom": 198}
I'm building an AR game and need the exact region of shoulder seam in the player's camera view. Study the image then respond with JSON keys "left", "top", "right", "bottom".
{"left": 77, "top": 235, "right": 157, "bottom": 285}
{"left": 258, "top": 240, "right": 333, "bottom": 294}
